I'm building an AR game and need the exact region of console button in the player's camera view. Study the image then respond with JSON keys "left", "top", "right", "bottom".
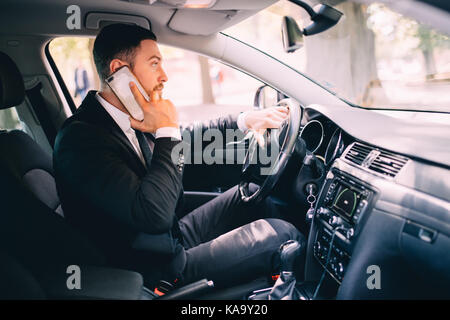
{"left": 346, "top": 228, "right": 354, "bottom": 240}
{"left": 317, "top": 207, "right": 331, "bottom": 221}
{"left": 337, "top": 262, "right": 345, "bottom": 277}
{"left": 314, "top": 241, "right": 321, "bottom": 255}
{"left": 330, "top": 215, "right": 343, "bottom": 227}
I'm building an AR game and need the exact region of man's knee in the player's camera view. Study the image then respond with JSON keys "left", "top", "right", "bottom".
{"left": 264, "top": 218, "right": 304, "bottom": 245}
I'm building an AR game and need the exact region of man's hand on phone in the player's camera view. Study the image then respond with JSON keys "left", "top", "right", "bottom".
{"left": 128, "top": 82, "right": 179, "bottom": 133}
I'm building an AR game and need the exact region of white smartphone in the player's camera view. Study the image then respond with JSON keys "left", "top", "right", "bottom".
{"left": 105, "top": 66, "right": 149, "bottom": 121}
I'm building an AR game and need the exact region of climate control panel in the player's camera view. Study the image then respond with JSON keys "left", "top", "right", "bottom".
{"left": 312, "top": 170, "right": 374, "bottom": 283}
{"left": 314, "top": 228, "right": 351, "bottom": 283}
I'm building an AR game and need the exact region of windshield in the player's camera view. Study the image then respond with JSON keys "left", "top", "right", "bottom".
{"left": 224, "top": 0, "right": 450, "bottom": 112}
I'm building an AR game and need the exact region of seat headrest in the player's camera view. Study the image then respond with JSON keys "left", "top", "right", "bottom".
{"left": 0, "top": 52, "right": 25, "bottom": 110}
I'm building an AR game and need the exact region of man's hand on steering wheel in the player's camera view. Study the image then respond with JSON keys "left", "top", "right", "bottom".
{"left": 244, "top": 106, "right": 289, "bottom": 130}
{"left": 239, "top": 99, "right": 304, "bottom": 203}
{"left": 242, "top": 106, "right": 289, "bottom": 146}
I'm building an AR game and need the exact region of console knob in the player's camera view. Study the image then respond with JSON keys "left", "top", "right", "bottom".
{"left": 329, "top": 215, "right": 343, "bottom": 227}
{"left": 346, "top": 228, "right": 355, "bottom": 240}
{"left": 317, "top": 207, "right": 330, "bottom": 218}
{"left": 337, "top": 262, "right": 344, "bottom": 276}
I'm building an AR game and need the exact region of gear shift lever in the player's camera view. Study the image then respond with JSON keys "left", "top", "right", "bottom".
{"left": 279, "top": 240, "right": 302, "bottom": 272}
{"left": 269, "top": 239, "right": 305, "bottom": 300}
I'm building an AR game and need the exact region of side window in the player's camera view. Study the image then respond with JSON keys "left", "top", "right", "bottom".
{"left": 0, "top": 108, "right": 23, "bottom": 131}
{"left": 48, "top": 37, "right": 99, "bottom": 107}
{"left": 159, "top": 45, "right": 263, "bottom": 125}
{"left": 48, "top": 38, "right": 263, "bottom": 123}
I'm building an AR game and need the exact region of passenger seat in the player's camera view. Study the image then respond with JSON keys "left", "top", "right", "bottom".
{"left": 0, "top": 50, "right": 101, "bottom": 293}
{"left": 0, "top": 51, "right": 63, "bottom": 216}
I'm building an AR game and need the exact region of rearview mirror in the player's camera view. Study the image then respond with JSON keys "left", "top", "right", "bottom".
{"left": 281, "top": 16, "right": 304, "bottom": 53}
{"left": 303, "top": 4, "right": 343, "bottom": 36}
{"left": 281, "top": 1, "right": 343, "bottom": 53}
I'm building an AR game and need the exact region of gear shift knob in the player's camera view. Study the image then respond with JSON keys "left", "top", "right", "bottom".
{"left": 268, "top": 239, "right": 305, "bottom": 300}
{"left": 279, "top": 240, "right": 302, "bottom": 272}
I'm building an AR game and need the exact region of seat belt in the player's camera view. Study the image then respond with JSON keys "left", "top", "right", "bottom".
{"left": 26, "top": 82, "right": 57, "bottom": 146}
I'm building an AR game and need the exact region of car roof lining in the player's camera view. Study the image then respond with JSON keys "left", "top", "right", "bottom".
{"left": 0, "top": 0, "right": 276, "bottom": 37}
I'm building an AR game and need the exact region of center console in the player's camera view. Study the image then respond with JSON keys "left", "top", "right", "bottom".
{"left": 312, "top": 169, "right": 375, "bottom": 284}
{"left": 248, "top": 167, "right": 377, "bottom": 300}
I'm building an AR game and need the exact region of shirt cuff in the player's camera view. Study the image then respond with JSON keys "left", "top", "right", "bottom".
{"left": 155, "top": 127, "right": 181, "bottom": 141}
{"left": 237, "top": 112, "right": 249, "bottom": 132}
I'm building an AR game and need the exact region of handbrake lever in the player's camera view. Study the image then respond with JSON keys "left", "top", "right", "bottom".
{"left": 156, "top": 279, "right": 214, "bottom": 300}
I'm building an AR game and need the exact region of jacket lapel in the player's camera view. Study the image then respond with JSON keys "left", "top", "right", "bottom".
{"left": 75, "top": 91, "right": 147, "bottom": 174}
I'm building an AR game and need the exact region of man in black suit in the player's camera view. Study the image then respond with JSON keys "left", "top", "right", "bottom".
{"left": 54, "top": 24, "right": 303, "bottom": 290}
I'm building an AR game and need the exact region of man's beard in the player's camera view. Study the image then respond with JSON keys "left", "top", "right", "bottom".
{"left": 150, "top": 83, "right": 164, "bottom": 99}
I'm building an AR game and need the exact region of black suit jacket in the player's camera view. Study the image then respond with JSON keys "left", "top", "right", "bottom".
{"left": 53, "top": 91, "right": 239, "bottom": 282}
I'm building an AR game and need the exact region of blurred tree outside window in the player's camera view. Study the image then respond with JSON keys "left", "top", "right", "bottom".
{"left": 224, "top": 0, "right": 450, "bottom": 112}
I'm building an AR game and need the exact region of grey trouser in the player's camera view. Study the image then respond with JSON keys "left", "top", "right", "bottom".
{"left": 178, "top": 185, "right": 304, "bottom": 288}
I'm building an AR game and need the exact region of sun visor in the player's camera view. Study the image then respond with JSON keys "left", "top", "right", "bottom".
{"left": 85, "top": 12, "right": 151, "bottom": 30}
{"left": 168, "top": 9, "right": 239, "bottom": 35}
{"left": 166, "top": 0, "right": 276, "bottom": 35}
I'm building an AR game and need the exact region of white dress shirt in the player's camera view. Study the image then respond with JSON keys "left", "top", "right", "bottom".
{"left": 96, "top": 92, "right": 149, "bottom": 165}
{"left": 96, "top": 92, "right": 248, "bottom": 166}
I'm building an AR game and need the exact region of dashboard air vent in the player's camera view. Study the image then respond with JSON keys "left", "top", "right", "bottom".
{"left": 368, "top": 150, "right": 409, "bottom": 178}
{"left": 344, "top": 142, "right": 409, "bottom": 178}
{"left": 344, "top": 142, "right": 372, "bottom": 165}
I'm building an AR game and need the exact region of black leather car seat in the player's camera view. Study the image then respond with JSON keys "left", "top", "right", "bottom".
{"left": 0, "top": 51, "right": 63, "bottom": 216}
{"left": 0, "top": 129, "right": 65, "bottom": 216}
{"left": 0, "top": 51, "right": 107, "bottom": 297}
{"left": 0, "top": 250, "right": 47, "bottom": 299}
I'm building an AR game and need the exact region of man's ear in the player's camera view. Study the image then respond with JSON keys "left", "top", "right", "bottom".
{"left": 109, "top": 59, "right": 127, "bottom": 75}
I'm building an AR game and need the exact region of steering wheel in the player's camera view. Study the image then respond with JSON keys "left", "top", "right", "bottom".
{"left": 239, "top": 98, "right": 303, "bottom": 203}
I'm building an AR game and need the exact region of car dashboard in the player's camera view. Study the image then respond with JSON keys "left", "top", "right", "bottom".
{"left": 296, "top": 109, "right": 450, "bottom": 299}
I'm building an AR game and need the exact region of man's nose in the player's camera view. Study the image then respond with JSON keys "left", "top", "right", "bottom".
{"left": 159, "top": 67, "right": 168, "bottom": 83}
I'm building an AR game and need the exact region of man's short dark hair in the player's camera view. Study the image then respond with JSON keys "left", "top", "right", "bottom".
{"left": 93, "top": 23, "right": 157, "bottom": 81}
